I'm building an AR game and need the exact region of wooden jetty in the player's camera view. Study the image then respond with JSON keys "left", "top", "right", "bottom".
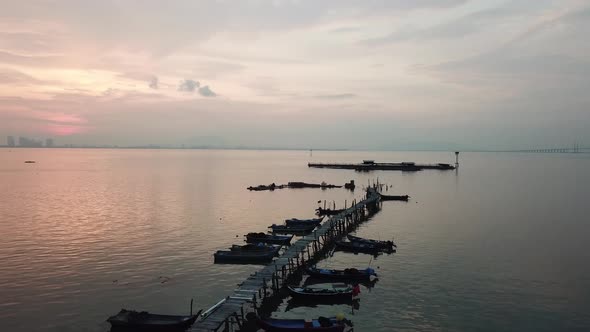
{"left": 189, "top": 188, "right": 382, "bottom": 332}
{"left": 308, "top": 160, "right": 455, "bottom": 171}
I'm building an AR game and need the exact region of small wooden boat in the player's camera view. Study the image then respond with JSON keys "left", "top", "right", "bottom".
{"left": 230, "top": 243, "right": 281, "bottom": 254}
{"left": 287, "top": 284, "right": 353, "bottom": 300}
{"left": 379, "top": 194, "right": 409, "bottom": 201}
{"left": 107, "top": 309, "right": 201, "bottom": 331}
{"left": 347, "top": 235, "right": 396, "bottom": 249}
{"left": 257, "top": 316, "right": 350, "bottom": 332}
{"left": 335, "top": 241, "right": 392, "bottom": 254}
{"left": 285, "top": 217, "right": 323, "bottom": 226}
{"left": 214, "top": 250, "right": 276, "bottom": 264}
{"left": 315, "top": 208, "right": 345, "bottom": 216}
{"left": 306, "top": 267, "right": 377, "bottom": 280}
{"left": 269, "top": 224, "right": 316, "bottom": 234}
{"left": 24, "top": 160, "right": 36, "bottom": 163}
{"left": 245, "top": 233, "right": 293, "bottom": 245}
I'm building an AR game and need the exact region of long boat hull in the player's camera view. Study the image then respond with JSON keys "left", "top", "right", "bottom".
{"left": 315, "top": 208, "right": 345, "bottom": 216}
{"left": 306, "top": 267, "right": 376, "bottom": 281}
{"left": 347, "top": 235, "right": 396, "bottom": 249}
{"left": 257, "top": 317, "right": 347, "bottom": 332}
{"left": 214, "top": 250, "right": 276, "bottom": 264}
{"left": 379, "top": 194, "right": 409, "bottom": 201}
{"left": 269, "top": 224, "right": 316, "bottom": 234}
{"left": 107, "top": 309, "right": 200, "bottom": 331}
{"left": 287, "top": 286, "right": 353, "bottom": 300}
{"left": 285, "top": 217, "right": 323, "bottom": 226}
{"left": 246, "top": 233, "right": 293, "bottom": 245}
{"left": 335, "top": 241, "right": 393, "bottom": 254}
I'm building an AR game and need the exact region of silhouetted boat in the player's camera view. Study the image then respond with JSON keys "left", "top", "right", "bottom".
{"left": 257, "top": 316, "right": 350, "bottom": 331}
{"left": 335, "top": 241, "right": 392, "bottom": 254}
{"left": 315, "top": 208, "right": 345, "bottom": 216}
{"left": 107, "top": 309, "right": 201, "bottom": 331}
{"left": 304, "top": 277, "right": 378, "bottom": 290}
{"left": 379, "top": 194, "right": 409, "bottom": 201}
{"left": 214, "top": 250, "right": 276, "bottom": 264}
{"left": 287, "top": 182, "right": 341, "bottom": 189}
{"left": 230, "top": 243, "right": 281, "bottom": 254}
{"left": 306, "top": 267, "right": 377, "bottom": 281}
{"left": 24, "top": 160, "right": 36, "bottom": 163}
{"left": 347, "top": 235, "right": 396, "bottom": 249}
{"left": 269, "top": 224, "right": 316, "bottom": 234}
{"left": 245, "top": 233, "right": 293, "bottom": 245}
{"left": 285, "top": 217, "right": 323, "bottom": 226}
{"left": 287, "top": 284, "right": 353, "bottom": 300}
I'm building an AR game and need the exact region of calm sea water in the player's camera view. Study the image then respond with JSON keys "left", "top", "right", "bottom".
{"left": 0, "top": 149, "right": 589, "bottom": 332}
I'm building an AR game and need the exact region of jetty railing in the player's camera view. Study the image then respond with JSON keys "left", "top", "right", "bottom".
{"left": 189, "top": 187, "right": 382, "bottom": 332}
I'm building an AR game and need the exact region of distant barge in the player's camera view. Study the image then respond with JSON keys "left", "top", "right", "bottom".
{"left": 308, "top": 160, "right": 455, "bottom": 171}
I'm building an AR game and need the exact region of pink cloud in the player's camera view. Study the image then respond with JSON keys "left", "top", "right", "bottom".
{"left": 44, "top": 123, "right": 89, "bottom": 136}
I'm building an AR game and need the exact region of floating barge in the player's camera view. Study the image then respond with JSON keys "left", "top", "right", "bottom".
{"left": 308, "top": 160, "right": 455, "bottom": 171}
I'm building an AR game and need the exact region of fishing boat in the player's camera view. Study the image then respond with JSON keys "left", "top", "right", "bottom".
{"left": 315, "top": 208, "right": 345, "bottom": 216}
{"left": 269, "top": 224, "right": 316, "bottom": 234}
{"left": 257, "top": 316, "right": 350, "bottom": 332}
{"left": 379, "top": 194, "right": 409, "bottom": 201}
{"left": 285, "top": 217, "right": 323, "bottom": 226}
{"left": 214, "top": 250, "right": 276, "bottom": 264}
{"left": 287, "top": 284, "right": 353, "bottom": 300}
{"left": 106, "top": 309, "right": 201, "bottom": 331}
{"left": 245, "top": 233, "right": 293, "bottom": 245}
{"left": 230, "top": 243, "right": 281, "bottom": 254}
{"left": 335, "top": 241, "right": 392, "bottom": 254}
{"left": 347, "top": 235, "right": 396, "bottom": 249}
{"left": 306, "top": 267, "right": 377, "bottom": 281}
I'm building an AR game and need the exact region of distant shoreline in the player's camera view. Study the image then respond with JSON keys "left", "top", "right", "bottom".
{"left": 1, "top": 146, "right": 587, "bottom": 153}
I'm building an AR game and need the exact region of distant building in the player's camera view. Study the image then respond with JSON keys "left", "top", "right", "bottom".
{"left": 45, "top": 138, "right": 54, "bottom": 148}
{"left": 18, "top": 136, "right": 43, "bottom": 147}
{"left": 7, "top": 136, "right": 15, "bottom": 147}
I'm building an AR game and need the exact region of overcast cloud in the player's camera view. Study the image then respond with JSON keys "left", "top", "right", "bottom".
{"left": 0, "top": 0, "right": 588, "bottom": 150}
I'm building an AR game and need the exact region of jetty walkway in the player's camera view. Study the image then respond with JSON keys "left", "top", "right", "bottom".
{"left": 190, "top": 188, "right": 382, "bottom": 331}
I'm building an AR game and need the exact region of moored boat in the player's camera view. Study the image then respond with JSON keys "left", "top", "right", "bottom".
{"left": 347, "top": 235, "right": 396, "bottom": 249}
{"left": 335, "top": 241, "right": 393, "bottom": 254}
{"left": 106, "top": 309, "right": 201, "bottom": 331}
{"left": 285, "top": 217, "right": 323, "bottom": 226}
{"left": 230, "top": 243, "right": 281, "bottom": 254}
{"left": 287, "top": 284, "right": 353, "bottom": 300}
{"left": 379, "top": 194, "right": 409, "bottom": 201}
{"left": 315, "top": 208, "right": 345, "bottom": 216}
{"left": 306, "top": 267, "right": 377, "bottom": 281}
{"left": 257, "top": 316, "right": 350, "bottom": 332}
{"left": 269, "top": 224, "right": 316, "bottom": 234}
{"left": 245, "top": 233, "right": 293, "bottom": 245}
{"left": 214, "top": 250, "right": 276, "bottom": 264}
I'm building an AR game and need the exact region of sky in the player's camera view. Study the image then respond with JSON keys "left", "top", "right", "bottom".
{"left": 1, "top": 0, "right": 589, "bottom": 150}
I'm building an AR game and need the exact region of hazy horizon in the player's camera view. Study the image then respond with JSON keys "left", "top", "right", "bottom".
{"left": 1, "top": 1, "right": 589, "bottom": 150}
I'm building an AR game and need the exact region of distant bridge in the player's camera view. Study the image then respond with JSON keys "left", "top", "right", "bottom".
{"left": 506, "top": 144, "right": 588, "bottom": 153}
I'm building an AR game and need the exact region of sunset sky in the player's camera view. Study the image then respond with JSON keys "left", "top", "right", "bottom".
{"left": 1, "top": 0, "right": 589, "bottom": 150}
